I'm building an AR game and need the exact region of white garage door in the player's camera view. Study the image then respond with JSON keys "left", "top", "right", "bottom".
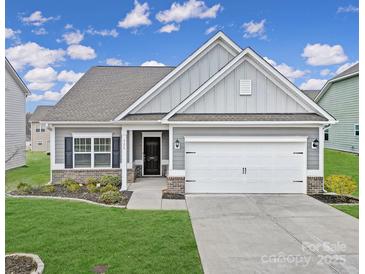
{"left": 185, "top": 136, "right": 307, "bottom": 194}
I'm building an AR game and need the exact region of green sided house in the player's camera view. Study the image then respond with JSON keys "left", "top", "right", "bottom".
{"left": 315, "top": 63, "right": 359, "bottom": 153}
{"left": 44, "top": 32, "right": 336, "bottom": 194}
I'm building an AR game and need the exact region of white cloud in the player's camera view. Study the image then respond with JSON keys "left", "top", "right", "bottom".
{"left": 67, "top": 44, "right": 96, "bottom": 60}
{"left": 205, "top": 25, "right": 218, "bottom": 35}
{"left": 5, "top": 42, "right": 65, "bottom": 70}
{"left": 86, "top": 27, "right": 119, "bottom": 37}
{"left": 64, "top": 24, "right": 73, "bottom": 29}
{"left": 57, "top": 70, "right": 84, "bottom": 83}
{"left": 118, "top": 1, "right": 151, "bottom": 29}
{"left": 28, "top": 82, "right": 55, "bottom": 91}
{"left": 106, "top": 58, "right": 128, "bottom": 66}
{"left": 320, "top": 69, "right": 332, "bottom": 76}
{"left": 337, "top": 5, "right": 359, "bottom": 13}
{"left": 336, "top": 62, "right": 358, "bottom": 75}
{"left": 302, "top": 43, "right": 348, "bottom": 66}
{"left": 299, "top": 79, "right": 327, "bottom": 90}
{"left": 156, "top": 0, "right": 222, "bottom": 24}
{"left": 61, "top": 30, "right": 84, "bottom": 45}
{"left": 21, "top": 11, "right": 59, "bottom": 26}
{"left": 5, "top": 28, "right": 21, "bottom": 39}
{"left": 158, "top": 23, "right": 180, "bottom": 33}
{"left": 32, "top": 27, "right": 48, "bottom": 35}
{"left": 27, "top": 82, "right": 74, "bottom": 102}
{"left": 141, "top": 60, "right": 165, "bottom": 66}
{"left": 24, "top": 67, "right": 58, "bottom": 83}
{"left": 242, "top": 19, "right": 266, "bottom": 39}
{"left": 263, "top": 57, "right": 309, "bottom": 81}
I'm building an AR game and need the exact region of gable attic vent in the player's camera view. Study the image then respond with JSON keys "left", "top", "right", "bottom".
{"left": 240, "top": 79, "right": 252, "bottom": 95}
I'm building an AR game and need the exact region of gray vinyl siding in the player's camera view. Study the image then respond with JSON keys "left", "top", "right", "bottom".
{"left": 173, "top": 127, "right": 319, "bottom": 170}
{"left": 318, "top": 76, "right": 359, "bottom": 153}
{"left": 182, "top": 58, "right": 307, "bottom": 114}
{"left": 133, "top": 131, "right": 169, "bottom": 160}
{"left": 55, "top": 127, "right": 121, "bottom": 165}
{"left": 133, "top": 43, "right": 234, "bottom": 113}
{"left": 31, "top": 122, "right": 50, "bottom": 152}
{"left": 5, "top": 68, "right": 26, "bottom": 170}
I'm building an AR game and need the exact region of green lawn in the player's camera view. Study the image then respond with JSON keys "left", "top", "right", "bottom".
{"left": 332, "top": 205, "right": 359, "bottom": 219}
{"left": 5, "top": 151, "right": 50, "bottom": 192}
{"left": 324, "top": 149, "right": 359, "bottom": 197}
{"left": 6, "top": 198, "right": 202, "bottom": 274}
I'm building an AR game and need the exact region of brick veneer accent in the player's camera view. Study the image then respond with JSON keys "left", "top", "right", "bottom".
{"left": 52, "top": 169, "right": 135, "bottom": 184}
{"left": 167, "top": 176, "right": 185, "bottom": 194}
{"left": 307, "top": 176, "right": 324, "bottom": 194}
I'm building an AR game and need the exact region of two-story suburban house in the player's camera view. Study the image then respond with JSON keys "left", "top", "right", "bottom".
{"left": 5, "top": 58, "right": 30, "bottom": 170}
{"left": 29, "top": 106, "right": 53, "bottom": 152}
{"left": 43, "top": 32, "right": 336, "bottom": 195}
{"left": 315, "top": 63, "right": 359, "bottom": 153}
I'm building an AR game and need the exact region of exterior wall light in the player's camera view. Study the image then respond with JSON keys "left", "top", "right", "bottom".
{"left": 312, "top": 138, "right": 319, "bottom": 149}
{"left": 174, "top": 139, "right": 181, "bottom": 150}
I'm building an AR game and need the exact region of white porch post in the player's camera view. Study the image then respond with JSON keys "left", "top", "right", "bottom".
{"left": 128, "top": 130, "right": 133, "bottom": 168}
{"left": 49, "top": 125, "right": 55, "bottom": 183}
{"left": 168, "top": 125, "right": 173, "bottom": 174}
{"left": 319, "top": 126, "right": 325, "bottom": 178}
{"left": 121, "top": 127, "right": 128, "bottom": 191}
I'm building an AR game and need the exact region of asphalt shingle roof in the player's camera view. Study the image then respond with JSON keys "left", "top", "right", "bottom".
{"left": 46, "top": 66, "right": 175, "bottom": 121}
{"left": 29, "top": 105, "right": 53, "bottom": 122}
{"left": 331, "top": 63, "right": 359, "bottom": 81}
{"left": 301, "top": 90, "right": 320, "bottom": 100}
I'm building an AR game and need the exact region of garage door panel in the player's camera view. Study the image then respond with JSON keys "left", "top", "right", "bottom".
{"left": 185, "top": 138, "right": 307, "bottom": 194}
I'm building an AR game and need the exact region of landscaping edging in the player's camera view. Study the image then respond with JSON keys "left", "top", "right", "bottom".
{"left": 310, "top": 193, "right": 359, "bottom": 204}
{"left": 6, "top": 253, "right": 44, "bottom": 274}
{"left": 6, "top": 194, "right": 127, "bottom": 208}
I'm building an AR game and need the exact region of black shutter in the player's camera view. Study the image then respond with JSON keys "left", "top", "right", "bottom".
{"left": 64, "top": 137, "right": 73, "bottom": 168}
{"left": 112, "top": 137, "right": 120, "bottom": 168}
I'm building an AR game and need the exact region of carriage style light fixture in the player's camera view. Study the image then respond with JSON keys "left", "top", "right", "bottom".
{"left": 174, "top": 139, "right": 181, "bottom": 150}
{"left": 312, "top": 138, "right": 319, "bottom": 149}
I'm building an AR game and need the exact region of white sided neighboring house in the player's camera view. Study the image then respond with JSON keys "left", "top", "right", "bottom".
{"left": 5, "top": 58, "right": 30, "bottom": 170}
{"left": 315, "top": 63, "right": 359, "bottom": 153}
{"left": 44, "top": 32, "right": 336, "bottom": 195}
{"left": 30, "top": 106, "right": 53, "bottom": 152}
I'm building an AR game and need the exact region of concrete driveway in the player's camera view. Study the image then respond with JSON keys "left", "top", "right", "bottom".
{"left": 186, "top": 194, "right": 358, "bottom": 274}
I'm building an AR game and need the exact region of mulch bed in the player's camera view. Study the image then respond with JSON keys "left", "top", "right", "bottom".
{"left": 162, "top": 190, "right": 185, "bottom": 200}
{"left": 11, "top": 185, "right": 133, "bottom": 206}
{"left": 310, "top": 193, "right": 359, "bottom": 204}
{"left": 6, "top": 255, "right": 37, "bottom": 274}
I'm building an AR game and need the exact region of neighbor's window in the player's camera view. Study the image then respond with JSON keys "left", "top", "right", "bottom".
{"left": 37, "top": 141, "right": 43, "bottom": 146}
{"left": 324, "top": 129, "right": 329, "bottom": 141}
{"left": 73, "top": 137, "right": 112, "bottom": 168}
{"left": 74, "top": 138, "right": 92, "bottom": 168}
{"left": 94, "top": 138, "right": 111, "bottom": 167}
{"left": 354, "top": 124, "right": 359, "bottom": 136}
{"left": 36, "top": 124, "right": 46, "bottom": 132}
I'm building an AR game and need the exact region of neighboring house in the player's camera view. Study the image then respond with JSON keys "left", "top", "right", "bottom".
{"left": 29, "top": 106, "right": 53, "bottom": 152}
{"left": 302, "top": 90, "right": 320, "bottom": 100}
{"left": 315, "top": 63, "right": 359, "bottom": 153}
{"left": 5, "top": 58, "right": 30, "bottom": 170}
{"left": 45, "top": 32, "right": 335, "bottom": 194}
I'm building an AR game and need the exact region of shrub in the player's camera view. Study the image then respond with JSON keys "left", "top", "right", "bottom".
{"left": 41, "top": 185, "right": 56, "bottom": 193}
{"left": 61, "top": 178, "right": 78, "bottom": 187}
{"left": 100, "top": 191, "right": 121, "bottom": 204}
{"left": 16, "top": 183, "right": 32, "bottom": 194}
{"left": 87, "top": 183, "right": 99, "bottom": 193}
{"left": 325, "top": 175, "right": 357, "bottom": 195}
{"left": 86, "top": 177, "right": 99, "bottom": 186}
{"left": 100, "top": 175, "right": 121, "bottom": 188}
{"left": 100, "top": 184, "right": 118, "bottom": 193}
{"left": 66, "top": 183, "right": 81, "bottom": 192}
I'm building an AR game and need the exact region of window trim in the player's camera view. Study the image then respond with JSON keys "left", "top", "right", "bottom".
{"left": 36, "top": 123, "right": 46, "bottom": 132}
{"left": 72, "top": 133, "right": 113, "bottom": 169}
{"left": 354, "top": 124, "right": 359, "bottom": 137}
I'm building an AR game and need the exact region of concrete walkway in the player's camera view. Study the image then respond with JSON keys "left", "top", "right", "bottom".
{"left": 127, "top": 178, "right": 186, "bottom": 210}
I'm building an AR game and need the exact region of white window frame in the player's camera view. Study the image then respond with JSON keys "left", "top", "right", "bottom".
{"left": 72, "top": 133, "right": 113, "bottom": 169}
{"left": 354, "top": 124, "right": 359, "bottom": 136}
{"left": 36, "top": 123, "right": 46, "bottom": 133}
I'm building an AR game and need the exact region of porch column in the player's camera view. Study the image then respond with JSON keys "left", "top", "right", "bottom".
{"left": 121, "top": 127, "right": 128, "bottom": 191}
{"left": 128, "top": 130, "right": 133, "bottom": 168}
{"left": 168, "top": 125, "right": 173, "bottom": 173}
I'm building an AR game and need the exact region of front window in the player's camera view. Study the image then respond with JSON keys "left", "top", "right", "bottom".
{"left": 73, "top": 137, "right": 112, "bottom": 168}
{"left": 355, "top": 124, "right": 359, "bottom": 136}
{"left": 324, "top": 129, "right": 329, "bottom": 141}
{"left": 36, "top": 124, "right": 46, "bottom": 132}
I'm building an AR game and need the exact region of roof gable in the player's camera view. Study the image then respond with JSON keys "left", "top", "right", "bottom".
{"left": 30, "top": 105, "right": 53, "bottom": 122}
{"left": 5, "top": 58, "right": 30, "bottom": 96}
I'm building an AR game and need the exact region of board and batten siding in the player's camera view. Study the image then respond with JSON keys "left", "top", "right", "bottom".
{"left": 133, "top": 131, "right": 169, "bottom": 161}
{"left": 5, "top": 68, "right": 27, "bottom": 170}
{"left": 182, "top": 58, "right": 308, "bottom": 114}
{"left": 318, "top": 76, "right": 359, "bottom": 153}
{"left": 173, "top": 127, "right": 319, "bottom": 170}
{"left": 55, "top": 127, "right": 121, "bottom": 165}
{"left": 132, "top": 43, "right": 234, "bottom": 114}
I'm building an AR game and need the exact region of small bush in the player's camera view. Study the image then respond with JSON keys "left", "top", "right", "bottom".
{"left": 16, "top": 183, "right": 32, "bottom": 194}
{"left": 66, "top": 183, "right": 81, "bottom": 192}
{"left": 100, "top": 191, "right": 121, "bottom": 204}
{"left": 100, "top": 184, "right": 118, "bottom": 193}
{"left": 61, "top": 178, "right": 78, "bottom": 187}
{"left": 87, "top": 183, "right": 99, "bottom": 193}
{"left": 100, "top": 175, "right": 121, "bottom": 188}
{"left": 86, "top": 177, "right": 99, "bottom": 186}
{"left": 325, "top": 175, "right": 357, "bottom": 195}
{"left": 41, "top": 185, "right": 56, "bottom": 193}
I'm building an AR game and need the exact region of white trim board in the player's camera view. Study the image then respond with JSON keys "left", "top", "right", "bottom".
{"left": 113, "top": 32, "right": 241, "bottom": 121}
{"left": 184, "top": 136, "right": 308, "bottom": 143}
{"left": 162, "top": 48, "right": 336, "bottom": 123}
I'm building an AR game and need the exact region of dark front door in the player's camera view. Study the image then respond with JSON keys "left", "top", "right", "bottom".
{"left": 144, "top": 137, "right": 161, "bottom": 175}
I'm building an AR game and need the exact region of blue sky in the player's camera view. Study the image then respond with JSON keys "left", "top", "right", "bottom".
{"left": 5, "top": 0, "right": 359, "bottom": 112}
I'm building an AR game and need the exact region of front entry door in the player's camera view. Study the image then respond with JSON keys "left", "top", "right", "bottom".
{"left": 143, "top": 137, "right": 161, "bottom": 175}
